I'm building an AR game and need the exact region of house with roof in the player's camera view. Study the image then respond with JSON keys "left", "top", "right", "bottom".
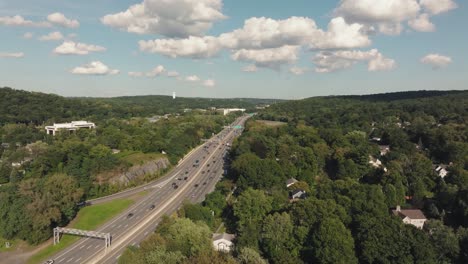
{"left": 290, "top": 189, "right": 307, "bottom": 200}
{"left": 435, "top": 165, "right": 449, "bottom": 178}
{"left": 286, "top": 178, "right": 298, "bottom": 188}
{"left": 379, "top": 145, "right": 390, "bottom": 156}
{"left": 212, "top": 233, "right": 235, "bottom": 252}
{"left": 392, "top": 205, "right": 427, "bottom": 229}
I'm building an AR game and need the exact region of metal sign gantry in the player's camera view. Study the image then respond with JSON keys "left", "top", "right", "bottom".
{"left": 53, "top": 227, "right": 111, "bottom": 248}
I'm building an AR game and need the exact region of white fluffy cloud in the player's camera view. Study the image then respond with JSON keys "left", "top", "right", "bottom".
{"left": 408, "top": 14, "right": 435, "bottom": 32}
{"left": 146, "top": 65, "right": 166, "bottom": 77}
{"left": 289, "top": 66, "right": 307, "bottom": 75}
{"left": 39, "top": 31, "right": 64, "bottom": 41}
{"left": 0, "top": 15, "right": 50, "bottom": 27}
{"left": 335, "top": 0, "right": 457, "bottom": 35}
{"left": 186, "top": 75, "right": 201, "bottom": 82}
{"left": 231, "top": 46, "right": 299, "bottom": 69}
{"left": 313, "top": 49, "right": 396, "bottom": 73}
{"left": 53, "top": 41, "right": 106, "bottom": 55}
{"left": 242, "top": 64, "right": 258, "bottom": 72}
{"left": 47, "top": 13, "right": 79, "bottom": 28}
{"left": 311, "top": 17, "right": 371, "bottom": 49}
{"left": 0, "top": 52, "right": 24, "bottom": 58}
{"left": 101, "top": 0, "right": 226, "bottom": 37}
{"left": 139, "top": 36, "right": 221, "bottom": 58}
{"left": 203, "top": 79, "right": 216, "bottom": 87}
{"left": 335, "top": 0, "right": 421, "bottom": 23}
{"left": 219, "top": 16, "right": 370, "bottom": 51}
{"left": 420, "top": 0, "right": 458, "bottom": 15}
{"left": 70, "top": 61, "right": 119, "bottom": 75}
{"left": 420, "top": 53, "right": 452, "bottom": 69}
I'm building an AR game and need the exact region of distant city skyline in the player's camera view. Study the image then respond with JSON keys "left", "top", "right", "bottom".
{"left": 0, "top": 0, "right": 466, "bottom": 99}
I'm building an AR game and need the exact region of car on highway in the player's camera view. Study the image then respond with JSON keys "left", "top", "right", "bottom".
{"left": 173, "top": 185, "right": 179, "bottom": 189}
{"left": 194, "top": 184, "right": 199, "bottom": 187}
{"left": 185, "top": 171, "right": 189, "bottom": 174}
{"left": 184, "top": 177, "right": 188, "bottom": 180}
{"left": 127, "top": 213, "right": 134, "bottom": 218}
{"left": 203, "top": 182, "right": 207, "bottom": 185}
{"left": 207, "top": 164, "right": 210, "bottom": 167}
{"left": 202, "top": 171, "right": 205, "bottom": 174}
{"left": 149, "top": 204, "right": 155, "bottom": 210}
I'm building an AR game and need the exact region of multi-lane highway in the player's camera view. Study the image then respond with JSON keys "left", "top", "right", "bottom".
{"left": 46, "top": 115, "right": 249, "bottom": 264}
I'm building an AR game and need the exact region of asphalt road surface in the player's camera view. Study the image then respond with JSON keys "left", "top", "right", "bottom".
{"left": 46, "top": 115, "right": 249, "bottom": 264}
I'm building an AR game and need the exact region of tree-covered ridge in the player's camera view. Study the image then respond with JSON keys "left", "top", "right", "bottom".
{"left": 0, "top": 87, "right": 276, "bottom": 125}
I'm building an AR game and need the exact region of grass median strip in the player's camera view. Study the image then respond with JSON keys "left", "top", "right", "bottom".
{"left": 28, "top": 198, "right": 134, "bottom": 264}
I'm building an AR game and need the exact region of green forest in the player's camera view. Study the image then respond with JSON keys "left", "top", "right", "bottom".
{"left": 120, "top": 90, "right": 468, "bottom": 264}
{"left": 0, "top": 88, "right": 252, "bottom": 245}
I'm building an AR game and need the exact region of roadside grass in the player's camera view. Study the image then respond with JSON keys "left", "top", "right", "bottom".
{"left": 28, "top": 198, "right": 134, "bottom": 264}
{"left": 0, "top": 238, "right": 29, "bottom": 253}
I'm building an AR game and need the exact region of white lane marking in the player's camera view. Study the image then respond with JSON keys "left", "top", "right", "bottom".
{"left": 79, "top": 245, "right": 85, "bottom": 249}
{"left": 95, "top": 244, "right": 100, "bottom": 249}
{"left": 66, "top": 257, "right": 74, "bottom": 263}
{"left": 111, "top": 224, "right": 116, "bottom": 228}
{"left": 74, "top": 257, "right": 82, "bottom": 263}
{"left": 87, "top": 245, "right": 92, "bottom": 249}
{"left": 116, "top": 255, "right": 121, "bottom": 260}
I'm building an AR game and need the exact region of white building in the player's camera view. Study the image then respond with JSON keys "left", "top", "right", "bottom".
{"left": 45, "top": 121, "right": 95, "bottom": 136}
{"left": 435, "top": 165, "right": 449, "bottom": 178}
{"left": 212, "top": 233, "right": 235, "bottom": 252}
{"left": 218, "top": 108, "right": 246, "bottom": 116}
{"left": 286, "top": 178, "right": 298, "bottom": 188}
{"left": 392, "top": 206, "right": 427, "bottom": 229}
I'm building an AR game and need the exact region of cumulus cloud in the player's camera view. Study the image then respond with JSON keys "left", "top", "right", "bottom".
{"left": 313, "top": 49, "right": 396, "bottom": 73}
{"left": 139, "top": 36, "right": 221, "bottom": 58}
{"left": 70, "top": 61, "right": 119, "bottom": 75}
{"left": 408, "top": 14, "right": 435, "bottom": 32}
{"left": 0, "top": 15, "right": 50, "bottom": 27}
{"left": 420, "top": 53, "right": 452, "bottom": 69}
{"left": 420, "top": 0, "right": 458, "bottom": 15}
{"left": 39, "top": 31, "right": 64, "bottom": 41}
{"left": 231, "top": 45, "right": 299, "bottom": 69}
{"left": 219, "top": 16, "right": 370, "bottom": 51}
{"left": 311, "top": 17, "right": 371, "bottom": 49}
{"left": 23, "top": 32, "right": 33, "bottom": 39}
{"left": 53, "top": 41, "right": 106, "bottom": 55}
{"left": 146, "top": 65, "right": 166, "bottom": 77}
{"left": 334, "top": 0, "right": 457, "bottom": 35}
{"left": 0, "top": 52, "right": 24, "bottom": 58}
{"left": 335, "top": 0, "right": 421, "bottom": 24}
{"left": 186, "top": 75, "right": 201, "bottom": 82}
{"left": 289, "top": 66, "right": 307, "bottom": 75}
{"left": 203, "top": 79, "right": 216, "bottom": 87}
{"left": 47, "top": 13, "right": 79, "bottom": 28}
{"left": 101, "top": 0, "right": 226, "bottom": 38}
{"left": 242, "top": 64, "right": 258, "bottom": 72}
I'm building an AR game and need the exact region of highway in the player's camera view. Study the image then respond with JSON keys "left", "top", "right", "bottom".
{"left": 47, "top": 115, "right": 249, "bottom": 264}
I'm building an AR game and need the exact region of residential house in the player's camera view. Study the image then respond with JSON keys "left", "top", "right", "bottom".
{"left": 212, "top": 233, "right": 235, "bottom": 252}
{"left": 435, "top": 165, "right": 449, "bottom": 178}
{"left": 379, "top": 145, "right": 390, "bottom": 156}
{"left": 392, "top": 205, "right": 427, "bottom": 229}
{"left": 290, "top": 189, "right": 307, "bottom": 200}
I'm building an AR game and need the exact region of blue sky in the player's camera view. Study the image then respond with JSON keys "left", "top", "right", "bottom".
{"left": 0, "top": 0, "right": 466, "bottom": 99}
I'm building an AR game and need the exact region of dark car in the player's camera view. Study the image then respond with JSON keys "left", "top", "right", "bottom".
{"left": 203, "top": 182, "right": 207, "bottom": 185}
{"left": 149, "top": 204, "right": 155, "bottom": 210}
{"left": 202, "top": 171, "right": 205, "bottom": 174}
{"left": 194, "top": 184, "right": 199, "bottom": 187}
{"left": 173, "top": 185, "right": 179, "bottom": 189}
{"left": 207, "top": 164, "right": 210, "bottom": 167}
{"left": 185, "top": 171, "right": 189, "bottom": 174}
{"left": 127, "top": 213, "right": 134, "bottom": 218}
{"left": 184, "top": 177, "right": 188, "bottom": 180}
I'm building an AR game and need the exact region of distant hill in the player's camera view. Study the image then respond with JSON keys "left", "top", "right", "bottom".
{"left": 258, "top": 90, "right": 468, "bottom": 129}
{"left": 0, "top": 87, "right": 277, "bottom": 125}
